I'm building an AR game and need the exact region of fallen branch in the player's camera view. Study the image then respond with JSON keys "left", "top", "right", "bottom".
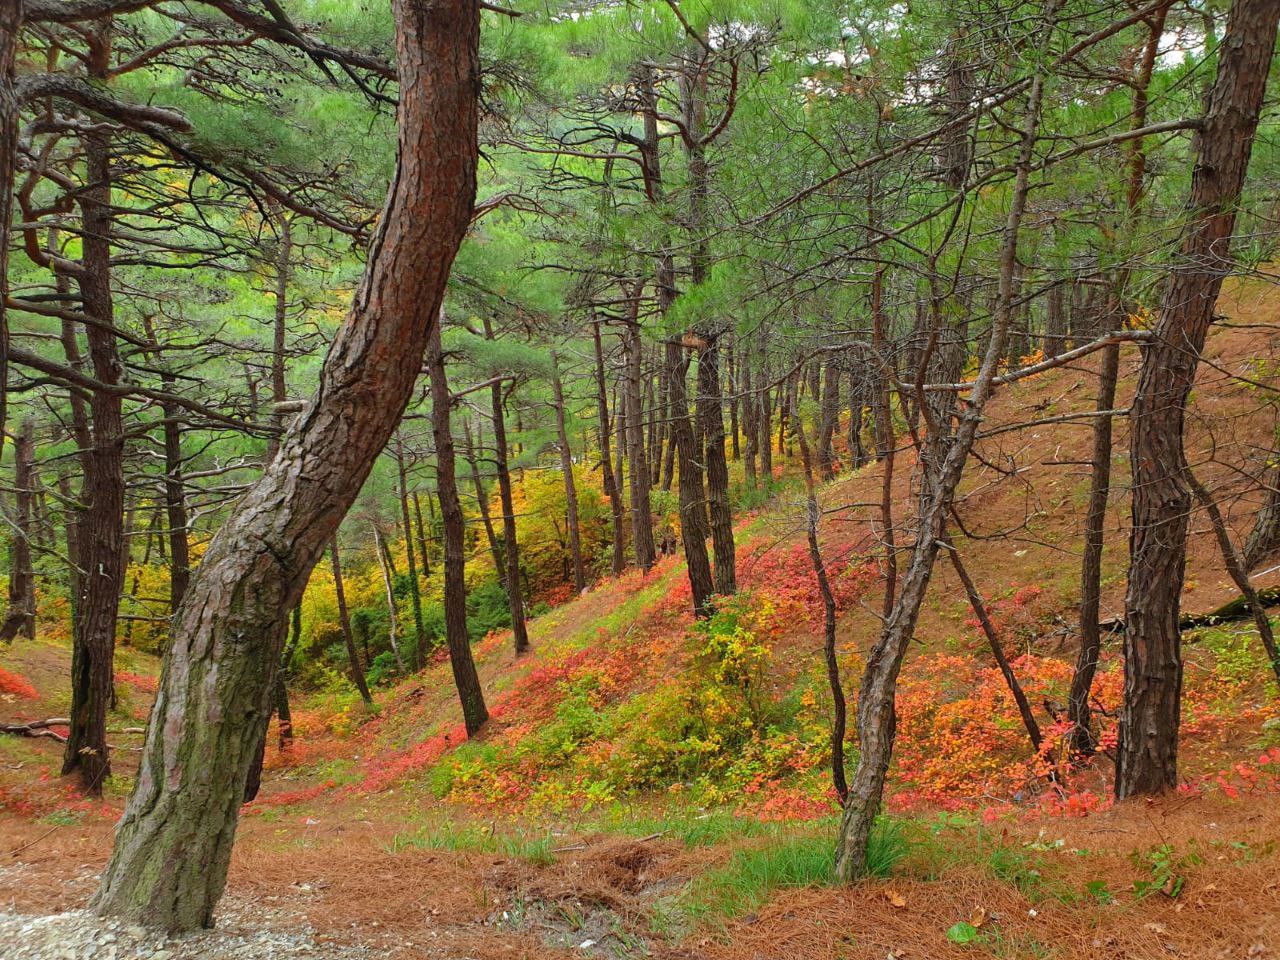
{"left": 0, "top": 718, "right": 69, "bottom": 742}
{"left": 1099, "top": 586, "right": 1280, "bottom": 634}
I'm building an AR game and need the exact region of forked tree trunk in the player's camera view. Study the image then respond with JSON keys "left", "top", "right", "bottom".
{"left": 834, "top": 8, "right": 1052, "bottom": 877}
{"left": 462, "top": 417, "right": 504, "bottom": 581}
{"left": 0, "top": 419, "right": 36, "bottom": 642}
{"left": 428, "top": 317, "right": 488, "bottom": 735}
{"left": 1118, "top": 0, "right": 1280, "bottom": 799}
{"left": 91, "top": 0, "right": 479, "bottom": 930}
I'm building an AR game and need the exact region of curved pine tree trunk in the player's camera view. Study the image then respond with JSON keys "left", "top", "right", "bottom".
{"left": 90, "top": 0, "right": 479, "bottom": 930}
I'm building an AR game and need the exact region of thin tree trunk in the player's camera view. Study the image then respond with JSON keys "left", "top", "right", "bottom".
{"left": 374, "top": 526, "right": 405, "bottom": 674}
{"left": 623, "top": 300, "right": 656, "bottom": 571}
{"left": 944, "top": 531, "right": 1042, "bottom": 752}
{"left": 330, "top": 536, "right": 372, "bottom": 705}
{"left": 667, "top": 340, "right": 715, "bottom": 615}
{"left": 552, "top": 355, "right": 587, "bottom": 592}
{"left": 791, "top": 392, "right": 846, "bottom": 802}
{"left": 412, "top": 492, "right": 431, "bottom": 579}
{"left": 395, "top": 435, "right": 427, "bottom": 670}
{"left": 0, "top": 0, "right": 20, "bottom": 446}
{"left": 1187, "top": 469, "right": 1280, "bottom": 682}
{"left": 428, "top": 317, "right": 488, "bottom": 735}
{"left": 462, "top": 417, "right": 504, "bottom": 583}
{"left": 64, "top": 31, "right": 125, "bottom": 795}
{"left": 835, "top": 8, "right": 1052, "bottom": 877}
{"left": 1118, "top": 0, "right": 1279, "bottom": 799}
{"left": 489, "top": 371, "right": 530, "bottom": 654}
{"left": 0, "top": 419, "right": 36, "bottom": 642}
{"left": 592, "top": 318, "right": 626, "bottom": 575}
{"left": 698, "top": 338, "right": 736, "bottom": 596}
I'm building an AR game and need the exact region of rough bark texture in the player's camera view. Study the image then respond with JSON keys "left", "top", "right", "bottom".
{"left": 1118, "top": 0, "right": 1279, "bottom": 799}
{"left": 428, "top": 318, "right": 488, "bottom": 736}
{"left": 90, "top": 0, "right": 479, "bottom": 930}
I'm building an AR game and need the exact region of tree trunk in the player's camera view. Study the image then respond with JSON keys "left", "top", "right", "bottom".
{"left": 0, "top": 0, "right": 20, "bottom": 446}
{"left": 1187, "top": 470, "right": 1280, "bottom": 682}
{"left": 487, "top": 362, "right": 530, "bottom": 655}
{"left": 1118, "top": 0, "right": 1279, "bottom": 799}
{"left": 0, "top": 419, "right": 36, "bottom": 643}
{"left": 91, "top": 0, "right": 479, "bottom": 930}
{"left": 395, "top": 435, "right": 427, "bottom": 670}
{"left": 64, "top": 37, "right": 125, "bottom": 795}
{"left": 1069, "top": 339, "right": 1119, "bottom": 754}
{"left": 374, "top": 525, "right": 405, "bottom": 674}
{"left": 1242, "top": 460, "right": 1280, "bottom": 571}
{"left": 817, "top": 362, "right": 840, "bottom": 481}
{"left": 835, "top": 12, "right": 1051, "bottom": 876}
{"left": 428, "top": 317, "right": 488, "bottom": 735}
{"left": 623, "top": 302, "right": 656, "bottom": 571}
{"left": 412, "top": 492, "right": 431, "bottom": 578}
{"left": 791, "top": 391, "right": 846, "bottom": 802}
{"left": 330, "top": 536, "right": 372, "bottom": 706}
{"left": 552, "top": 356, "right": 587, "bottom": 592}
{"left": 667, "top": 340, "right": 715, "bottom": 615}
{"left": 592, "top": 318, "right": 626, "bottom": 575}
{"left": 698, "top": 338, "right": 736, "bottom": 597}
{"left": 462, "top": 417, "right": 504, "bottom": 582}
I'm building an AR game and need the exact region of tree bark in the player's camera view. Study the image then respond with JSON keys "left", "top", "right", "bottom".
{"left": 1118, "top": 0, "right": 1279, "bottom": 799}
{"left": 428, "top": 317, "right": 488, "bottom": 735}
{"left": 91, "top": 0, "right": 479, "bottom": 930}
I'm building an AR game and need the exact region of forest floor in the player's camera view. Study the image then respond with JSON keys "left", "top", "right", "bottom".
{"left": 4, "top": 281, "right": 1280, "bottom": 959}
